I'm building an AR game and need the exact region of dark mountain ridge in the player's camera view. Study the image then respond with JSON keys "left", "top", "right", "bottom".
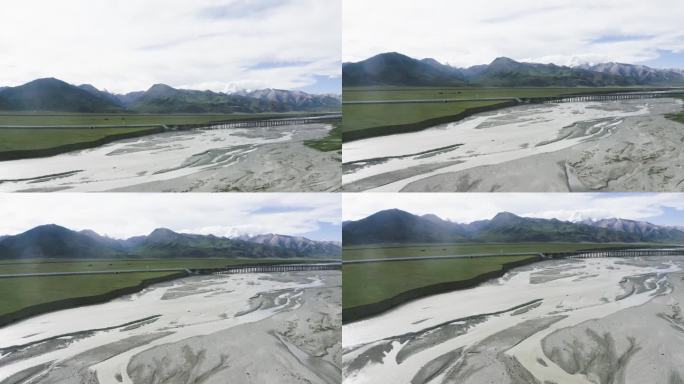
{"left": 343, "top": 52, "right": 684, "bottom": 87}
{"left": 0, "top": 225, "right": 341, "bottom": 259}
{"left": 343, "top": 209, "right": 684, "bottom": 245}
{"left": 0, "top": 78, "right": 341, "bottom": 113}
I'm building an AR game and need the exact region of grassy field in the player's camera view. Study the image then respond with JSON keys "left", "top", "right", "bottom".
{"left": 0, "top": 272, "right": 175, "bottom": 317}
{"left": 0, "top": 258, "right": 332, "bottom": 317}
{"left": 343, "top": 255, "right": 534, "bottom": 309}
{"left": 343, "top": 242, "right": 663, "bottom": 261}
{"left": 304, "top": 123, "right": 341, "bottom": 152}
{"left": 0, "top": 112, "right": 307, "bottom": 127}
{"left": 0, "top": 258, "right": 330, "bottom": 274}
{"left": 342, "top": 86, "right": 648, "bottom": 138}
{"left": 0, "top": 127, "right": 156, "bottom": 152}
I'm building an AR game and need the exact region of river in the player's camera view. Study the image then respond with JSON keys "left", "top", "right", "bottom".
{"left": 343, "top": 256, "right": 684, "bottom": 384}
{"left": 0, "top": 271, "right": 341, "bottom": 384}
{"left": 0, "top": 123, "right": 340, "bottom": 192}
{"left": 342, "top": 98, "right": 684, "bottom": 192}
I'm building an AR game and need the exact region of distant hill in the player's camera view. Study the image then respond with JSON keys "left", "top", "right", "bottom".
{"left": 0, "top": 78, "right": 124, "bottom": 112}
{"left": 0, "top": 79, "right": 341, "bottom": 113}
{"left": 239, "top": 233, "right": 341, "bottom": 258}
{"left": 0, "top": 225, "right": 341, "bottom": 259}
{"left": 343, "top": 52, "right": 684, "bottom": 87}
{"left": 343, "top": 209, "right": 684, "bottom": 245}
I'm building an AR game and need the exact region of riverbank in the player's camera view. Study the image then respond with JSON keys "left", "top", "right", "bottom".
{"left": 0, "top": 271, "right": 186, "bottom": 328}
{"left": 343, "top": 256, "right": 539, "bottom": 323}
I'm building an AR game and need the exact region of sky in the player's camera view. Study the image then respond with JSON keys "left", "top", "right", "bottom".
{"left": 343, "top": 193, "right": 684, "bottom": 227}
{"left": 0, "top": 194, "right": 342, "bottom": 241}
{"left": 343, "top": 0, "right": 684, "bottom": 69}
{"left": 0, "top": 0, "right": 341, "bottom": 94}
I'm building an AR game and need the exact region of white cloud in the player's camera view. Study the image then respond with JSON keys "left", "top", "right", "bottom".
{"left": 0, "top": 0, "right": 340, "bottom": 93}
{"left": 342, "top": 193, "right": 684, "bottom": 225}
{"left": 343, "top": 0, "right": 684, "bottom": 67}
{"left": 0, "top": 193, "right": 341, "bottom": 240}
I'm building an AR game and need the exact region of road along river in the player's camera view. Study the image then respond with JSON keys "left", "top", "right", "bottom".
{"left": 0, "top": 271, "right": 341, "bottom": 384}
{"left": 342, "top": 98, "right": 684, "bottom": 192}
{"left": 0, "top": 123, "right": 340, "bottom": 192}
{"left": 343, "top": 256, "right": 684, "bottom": 384}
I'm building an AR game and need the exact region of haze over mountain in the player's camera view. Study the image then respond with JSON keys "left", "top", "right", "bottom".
{"left": 0, "top": 78, "right": 341, "bottom": 113}
{"left": 0, "top": 225, "right": 341, "bottom": 259}
{"left": 343, "top": 209, "right": 684, "bottom": 245}
{"left": 343, "top": 52, "right": 684, "bottom": 87}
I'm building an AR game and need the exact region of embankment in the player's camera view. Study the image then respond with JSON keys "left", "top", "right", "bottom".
{"left": 0, "top": 127, "right": 163, "bottom": 161}
{"left": 342, "top": 256, "right": 541, "bottom": 324}
{"left": 342, "top": 101, "right": 518, "bottom": 142}
{"left": 0, "top": 272, "right": 187, "bottom": 328}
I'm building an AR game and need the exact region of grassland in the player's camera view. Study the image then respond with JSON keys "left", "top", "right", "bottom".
{"left": 304, "top": 123, "right": 341, "bottom": 152}
{"left": 343, "top": 256, "right": 534, "bottom": 309}
{"left": 0, "top": 127, "right": 157, "bottom": 153}
{"left": 0, "top": 258, "right": 330, "bottom": 318}
{"left": 342, "top": 86, "right": 646, "bottom": 140}
{"left": 0, "top": 272, "right": 174, "bottom": 317}
{"left": 343, "top": 242, "right": 662, "bottom": 261}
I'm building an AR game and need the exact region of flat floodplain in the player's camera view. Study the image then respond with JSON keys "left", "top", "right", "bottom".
{"left": 342, "top": 256, "right": 684, "bottom": 384}
{"left": 0, "top": 113, "right": 341, "bottom": 192}
{"left": 342, "top": 88, "right": 684, "bottom": 192}
{"left": 0, "top": 258, "right": 325, "bottom": 319}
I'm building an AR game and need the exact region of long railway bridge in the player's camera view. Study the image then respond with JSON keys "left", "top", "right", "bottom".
{"left": 542, "top": 248, "right": 684, "bottom": 259}
{"left": 187, "top": 115, "right": 342, "bottom": 131}
{"left": 525, "top": 91, "right": 684, "bottom": 104}
{"left": 193, "top": 262, "right": 342, "bottom": 275}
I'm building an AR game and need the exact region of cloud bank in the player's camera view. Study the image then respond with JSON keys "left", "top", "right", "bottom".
{"left": 0, "top": 0, "right": 340, "bottom": 93}
{"left": 0, "top": 193, "right": 341, "bottom": 241}
{"left": 344, "top": 0, "right": 684, "bottom": 68}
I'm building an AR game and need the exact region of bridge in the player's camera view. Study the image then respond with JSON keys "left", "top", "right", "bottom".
{"left": 542, "top": 248, "right": 684, "bottom": 259}
{"left": 185, "top": 115, "right": 342, "bottom": 131}
{"left": 211, "top": 262, "right": 341, "bottom": 274}
{"left": 525, "top": 91, "right": 684, "bottom": 104}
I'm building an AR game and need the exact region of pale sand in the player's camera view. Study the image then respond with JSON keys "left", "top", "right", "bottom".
{"left": 342, "top": 257, "right": 684, "bottom": 384}
{"left": 0, "top": 271, "right": 341, "bottom": 384}
{"left": 342, "top": 98, "right": 684, "bottom": 192}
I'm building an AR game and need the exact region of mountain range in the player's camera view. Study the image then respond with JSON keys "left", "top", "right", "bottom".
{"left": 0, "top": 225, "right": 341, "bottom": 259}
{"left": 343, "top": 209, "right": 684, "bottom": 245}
{"left": 0, "top": 78, "right": 341, "bottom": 113}
{"left": 343, "top": 52, "right": 684, "bottom": 87}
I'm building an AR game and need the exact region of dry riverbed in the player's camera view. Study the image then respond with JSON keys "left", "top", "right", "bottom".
{"left": 0, "top": 271, "right": 341, "bottom": 384}
{"left": 343, "top": 99, "right": 684, "bottom": 192}
{"left": 342, "top": 256, "right": 684, "bottom": 384}
{"left": 0, "top": 123, "right": 340, "bottom": 192}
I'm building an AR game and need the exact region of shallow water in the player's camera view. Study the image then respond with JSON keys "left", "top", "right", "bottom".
{"left": 0, "top": 272, "right": 324, "bottom": 383}
{"left": 342, "top": 99, "right": 682, "bottom": 191}
{"left": 0, "top": 123, "right": 330, "bottom": 192}
{"left": 342, "top": 257, "right": 684, "bottom": 384}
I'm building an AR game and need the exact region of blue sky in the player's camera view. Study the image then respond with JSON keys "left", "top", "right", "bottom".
{"left": 0, "top": 194, "right": 341, "bottom": 241}
{"left": 344, "top": 0, "right": 684, "bottom": 69}
{"left": 344, "top": 193, "right": 684, "bottom": 227}
{"left": 0, "top": 0, "right": 340, "bottom": 94}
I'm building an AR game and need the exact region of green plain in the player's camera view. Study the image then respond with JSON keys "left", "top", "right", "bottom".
{"left": 0, "top": 272, "right": 174, "bottom": 317}
{"left": 343, "top": 255, "right": 533, "bottom": 309}
{"left": 304, "top": 123, "right": 341, "bottom": 152}
{"left": 0, "top": 127, "right": 155, "bottom": 152}
{"left": 342, "top": 242, "right": 663, "bottom": 261}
